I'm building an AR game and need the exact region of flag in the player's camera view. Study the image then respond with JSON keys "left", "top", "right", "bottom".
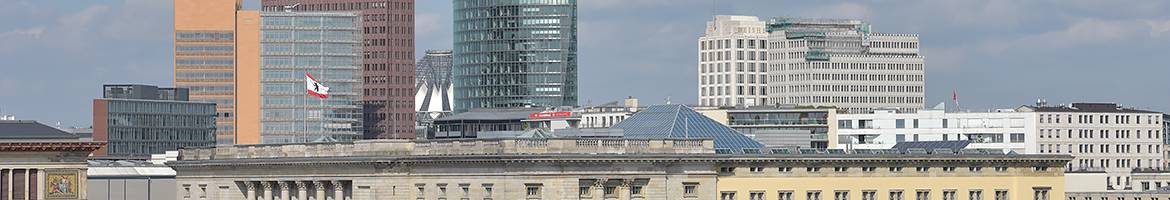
{"left": 306, "top": 72, "right": 329, "bottom": 99}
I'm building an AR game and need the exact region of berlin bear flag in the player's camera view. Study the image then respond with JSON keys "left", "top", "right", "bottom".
{"left": 306, "top": 72, "right": 330, "bottom": 99}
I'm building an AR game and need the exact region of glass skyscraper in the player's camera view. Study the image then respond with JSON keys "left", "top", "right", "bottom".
{"left": 452, "top": 0, "right": 578, "bottom": 113}
{"left": 259, "top": 12, "right": 364, "bottom": 143}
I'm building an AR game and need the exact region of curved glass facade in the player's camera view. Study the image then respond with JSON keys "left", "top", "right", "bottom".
{"left": 453, "top": 0, "right": 578, "bottom": 113}
{"left": 259, "top": 12, "right": 364, "bottom": 143}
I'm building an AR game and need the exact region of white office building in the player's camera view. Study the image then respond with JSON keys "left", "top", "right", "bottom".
{"left": 698, "top": 15, "right": 769, "bottom": 107}
{"left": 836, "top": 106, "right": 1037, "bottom": 153}
{"left": 766, "top": 17, "right": 925, "bottom": 114}
{"left": 1019, "top": 102, "right": 1163, "bottom": 190}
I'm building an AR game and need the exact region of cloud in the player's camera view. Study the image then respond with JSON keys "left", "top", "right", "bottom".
{"left": 101, "top": 0, "right": 171, "bottom": 42}
{"left": 974, "top": 18, "right": 1167, "bottom": 54}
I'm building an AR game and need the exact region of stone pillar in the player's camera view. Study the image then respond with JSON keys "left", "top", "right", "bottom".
{"left": 245, "top": 182, "right": 257, "bottom": 200}
{"left": 280, "top": 182, "right": 291, "bottom": 200}
{"left": 296, "top": 181, "right": 308, "bottom": 200}
{"left": 23, "top": 169, "right": 30, "bottom": 200}
{"left": 331, "top": 181, "right": 344, "bottom": 200}
{"left": 315, "top": 181, "right": 327, "bottom": 200}
{"left": 263, "top": 181, "right": 274, "bottom": 200}
{"left": 36, "top": 169, "right": 45, "bottom": 200}
{"left": 3, "top": 168, "right": 11, "bottom": 200}
{"left": 619, "top": 179, "right": 634, "bottom": 200}
{"left": 592, "top": 179, "right": 607, "bottom": 200}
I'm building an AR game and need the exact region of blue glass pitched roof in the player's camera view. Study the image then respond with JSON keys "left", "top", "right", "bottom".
{"left": 612, "top": 104, "right": 764, "bottom": 151}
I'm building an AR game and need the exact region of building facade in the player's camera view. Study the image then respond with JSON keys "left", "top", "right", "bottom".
{"left": 1018, "top": 103, "right": 1164, "bottom": 191}
{"left": 415, "top": 50, "right": 453, "bottom": 87}
{"left": 93, "top": 84, "right": 216, "bottom": 157}
{"left": 452, "top": 0, "right": 579, "bottom": 112}
{"left": 699, "top": 15, "right": 769, "bottom": 107}
{"left": 168, "top": 138, "right": 1070, "bottom": 200}
{"left": 1, "top": 120, "right": 105, "bottom": 200}
{"left": 1164, "top": 114, "right": 1169, "bottom": 169}
{"left": 578, "top": 97, "right": 639, "bottom": 128}
{"left": 86, "top": 159, "right": 177, "bottom": 200}
{"left": 766, "top": 17, "right": 925, "bottom": 114}
{"left": 697, "top": 105, "right": 837, "bottom": 149}
{"left": 260, "top": 0, "right": 418, "bottom": 140}
{"left": 835, "top": 108, "right": 1037, "bottom": 153}
{"left": 255, "top": 12, "right": 365, "bottom": 143}
{"left": 173, "top": 0, "right": 257, "bottom": 145}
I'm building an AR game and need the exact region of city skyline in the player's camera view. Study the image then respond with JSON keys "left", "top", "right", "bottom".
{"left": 2, "top": 0, "right": 1170, "bottom": 127}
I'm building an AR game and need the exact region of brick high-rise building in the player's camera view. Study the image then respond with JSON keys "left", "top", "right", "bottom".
{"left": 260, "top": 0, "right": 417, "bottom": 139}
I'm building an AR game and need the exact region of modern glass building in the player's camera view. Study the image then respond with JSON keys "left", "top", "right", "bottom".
{"left": 93, "top": 84, "right": 216, "bottom": 158}
{"left": 258, "top": 12, "right": 364, "bottom": 143}
{"left": 452, "top": 0, "right": 578, "bottom": 113}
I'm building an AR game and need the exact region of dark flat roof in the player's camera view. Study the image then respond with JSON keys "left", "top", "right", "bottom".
{"left": 0, "top": 120, "right": 80, "bottom": 139}
{"left": 1020, "top": 103, "right": 1160, "bottom": 114}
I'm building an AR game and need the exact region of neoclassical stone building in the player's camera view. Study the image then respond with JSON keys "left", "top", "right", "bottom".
{"left": 169, "top": 138, "right": 1071, "bottom": 200}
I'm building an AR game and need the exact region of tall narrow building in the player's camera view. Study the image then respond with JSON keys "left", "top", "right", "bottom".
{"left": 766, "top": 18, "right": 925, "bottom": 113}
{"left": 698, "top": 15, "right": 769, "bottom": 107}
{"left": 252, "top": 12, "right": 365, "bottom": 143}
{"left": 174, "top": 0, "right": 258, "bottom": 144}
{"left": 261, "top": 0, "right": 418, "bottom": 139}
{"left": 452, "top": 0, "right": 578, "bottom": 113}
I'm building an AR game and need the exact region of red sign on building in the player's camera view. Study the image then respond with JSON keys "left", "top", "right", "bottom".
{"left": 529, "top": 111, "right": 572, "bottom": 119}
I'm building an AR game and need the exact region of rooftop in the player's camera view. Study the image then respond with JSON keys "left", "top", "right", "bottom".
{"left": 1018, "top": 103, "right": 1160, "bottom": 113}
{"left": 611, "top": 104, "right": 764, "bottom": 151}
{"left": 0, "top": 120, "right": 81, "bottom": 140}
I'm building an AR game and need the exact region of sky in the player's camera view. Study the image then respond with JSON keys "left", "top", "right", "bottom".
{"left": 1, "top": 0, "right": 1168, "bottom": 127}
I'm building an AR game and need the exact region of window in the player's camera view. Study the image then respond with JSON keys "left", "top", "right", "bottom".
{"left": 995, "top": 190, "right": 1009, "bottom": 200}
{"left": 808, "top": 167, "right": 822, "bottom": 172}
{"left": 863, "top": 191, "right": 877, "bottom": 200}
{"left": 459, "top": 184, "right": 470, "bottom": 197}
{"left": 684, "top": 183, "right": 699, "bottom": 197}
{"left": 751, "top": 192, "right": 766, "bottom": 200}
{"left": 579, "top": 186, "right": 591, "bottom": 197}
{"left": 631, "top": 185, "right": 643, "bottom": 197}
{"left": 720, "top": 167, "right": 737, "bottom": 174}
{"left": 722, "top": 192, "right": 737, "bottom": 200}
{"left": 416, "top": 184, "right": 426, "bottom": 196}
{"left": 1033, "top": 188, "right": 1050, "bottom": 200}
{"left": 889, "top": 167, "right": 904, "bottom": 172}
{"left": 525, "top": 184, "right": 542, "bottom": 199}
{"left": 917, "top": 190, "right": 931, "bottom": 200}
{"left": 779, "top": 167, "right": 793, "bottom": 172}
{"left": 482, "top": 184, "right": 494, "bottom": 198}
{"left": 862, "top": 167, "right": 876, "bottom": 172}
{"left": 891, "top": 191, "right": 905, "bottom": 200}
{"left": 994, "top": 167, "right": 1008, "bottom": 172}
{"left": 835, "top": 167, "right": 849, "bottom": 172}
{"left": 808, "top": 191, "right": 823, "bottom": 200}
{"left": 1033, "top": 166, "right": 1049, "bottom": 171}
{"left": 1010, "top": 133, "right": 1026, "bottom": 143}
{"left": 836, "top": 191, "right": 850, "bottom": 200}
{"left": 943, "top": 167, "right": 956, "bottom": 172}
{"left": 896, "top": 119, "right": 906, "bottom": 128}
{"left": 916, "top": 167, "right": 930, "bottom": 172}
{"left": 944, "top": 190, "right": 957, "bottom": 200}
{"left": 969, "top": 167, "right": 983, "bottom": 172}
{"left": 750, "top": 167, "right": 765, "bottom": 173}
{"left": 969, "top": 190, "right": 983, "bottom": 200}
{"left": 779, "top": 191, "right": 795, "bottom": 200}
{"left": 605, "top": 186, "right": 617, "bottom": 198}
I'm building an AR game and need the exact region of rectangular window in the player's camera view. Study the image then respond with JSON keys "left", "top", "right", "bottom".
{"left": 722, "top": 192, "right": 738, "bottom": 200}
{"left": 917, "top": 190, "right": 931, "bottom": 200}
{"left": 684, "top": 183, "right": 699, "bottom": 197}
{"left": 969, "top": 190, "right": 983, "bottom": 200}
{"left": 808, "top": 191, "right": 823, "bottom": 200}
{"left": 891, "top": 191, "right": 905, "bottom": 200}
{"left": 750, "top": 192, "right": 766, "bottom": 200}
{"left": 1033, "top": 188, "right": 1050, "bottom": 200}
{"left": 896, "top": 119, "right": 906, "bottom": 128}
{"left": 1010, "top": 133, "right": 1026, "bottom": 143}
{"left": 995, "top": 191, "right": 1009, "bottom": 200}
{"left": 944, "top": 191, "right": 957, "bottom": 200}
{"left": 779, "top": 191, "right": 795, "bottom": 200}
{"left": 836, "top": 191, "right": 850, "bottom": 200}
{"left": 525, "top": 184, "right": 542, "bottom": 198}
{"left": 863, "top": 191, "right": 877, "bottom": 200}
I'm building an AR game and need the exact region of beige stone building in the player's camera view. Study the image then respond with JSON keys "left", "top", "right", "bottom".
{"left": 169, "top": 137, "right": 1070, "bottom": 200}
{"left": 1, "top": 120, "right": 105, "bottom": 200}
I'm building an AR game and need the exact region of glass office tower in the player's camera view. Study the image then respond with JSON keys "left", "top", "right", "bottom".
{"left": 259, "top": 12, "right": 364, "bottom": 143}
{"left": 452, "top": 0, "right": 578, "bottom": 113}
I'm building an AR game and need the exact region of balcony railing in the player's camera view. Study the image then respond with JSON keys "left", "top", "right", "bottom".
{"left": 178, "top": 138, "right": 716, "bottom": 160}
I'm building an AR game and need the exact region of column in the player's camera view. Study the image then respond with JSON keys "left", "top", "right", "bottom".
{"left": 263, "top": 182, "right": 274, "bottom": 200}
{"left": 331, "top": 181, "right": 344, "bottom": 200}
{"left": 279, "top": 182, "right": 290, "bottom": 200}
{"left": 245, "top": 182, "right": 257, "bottom": 200}
{"left": 36, "top": 169, "right": 44, "bottom": 200}
{"left": 3, "top": 168, "right": 10, "bottom": 200}
{"left": 296, "top": 182, "right": 308, "bottom": 200}
{"left": 23, "top": 169, "right": 29, "bottom": 200}
{"left": 314, "top": 181, "right": 326, "bottom": 200}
